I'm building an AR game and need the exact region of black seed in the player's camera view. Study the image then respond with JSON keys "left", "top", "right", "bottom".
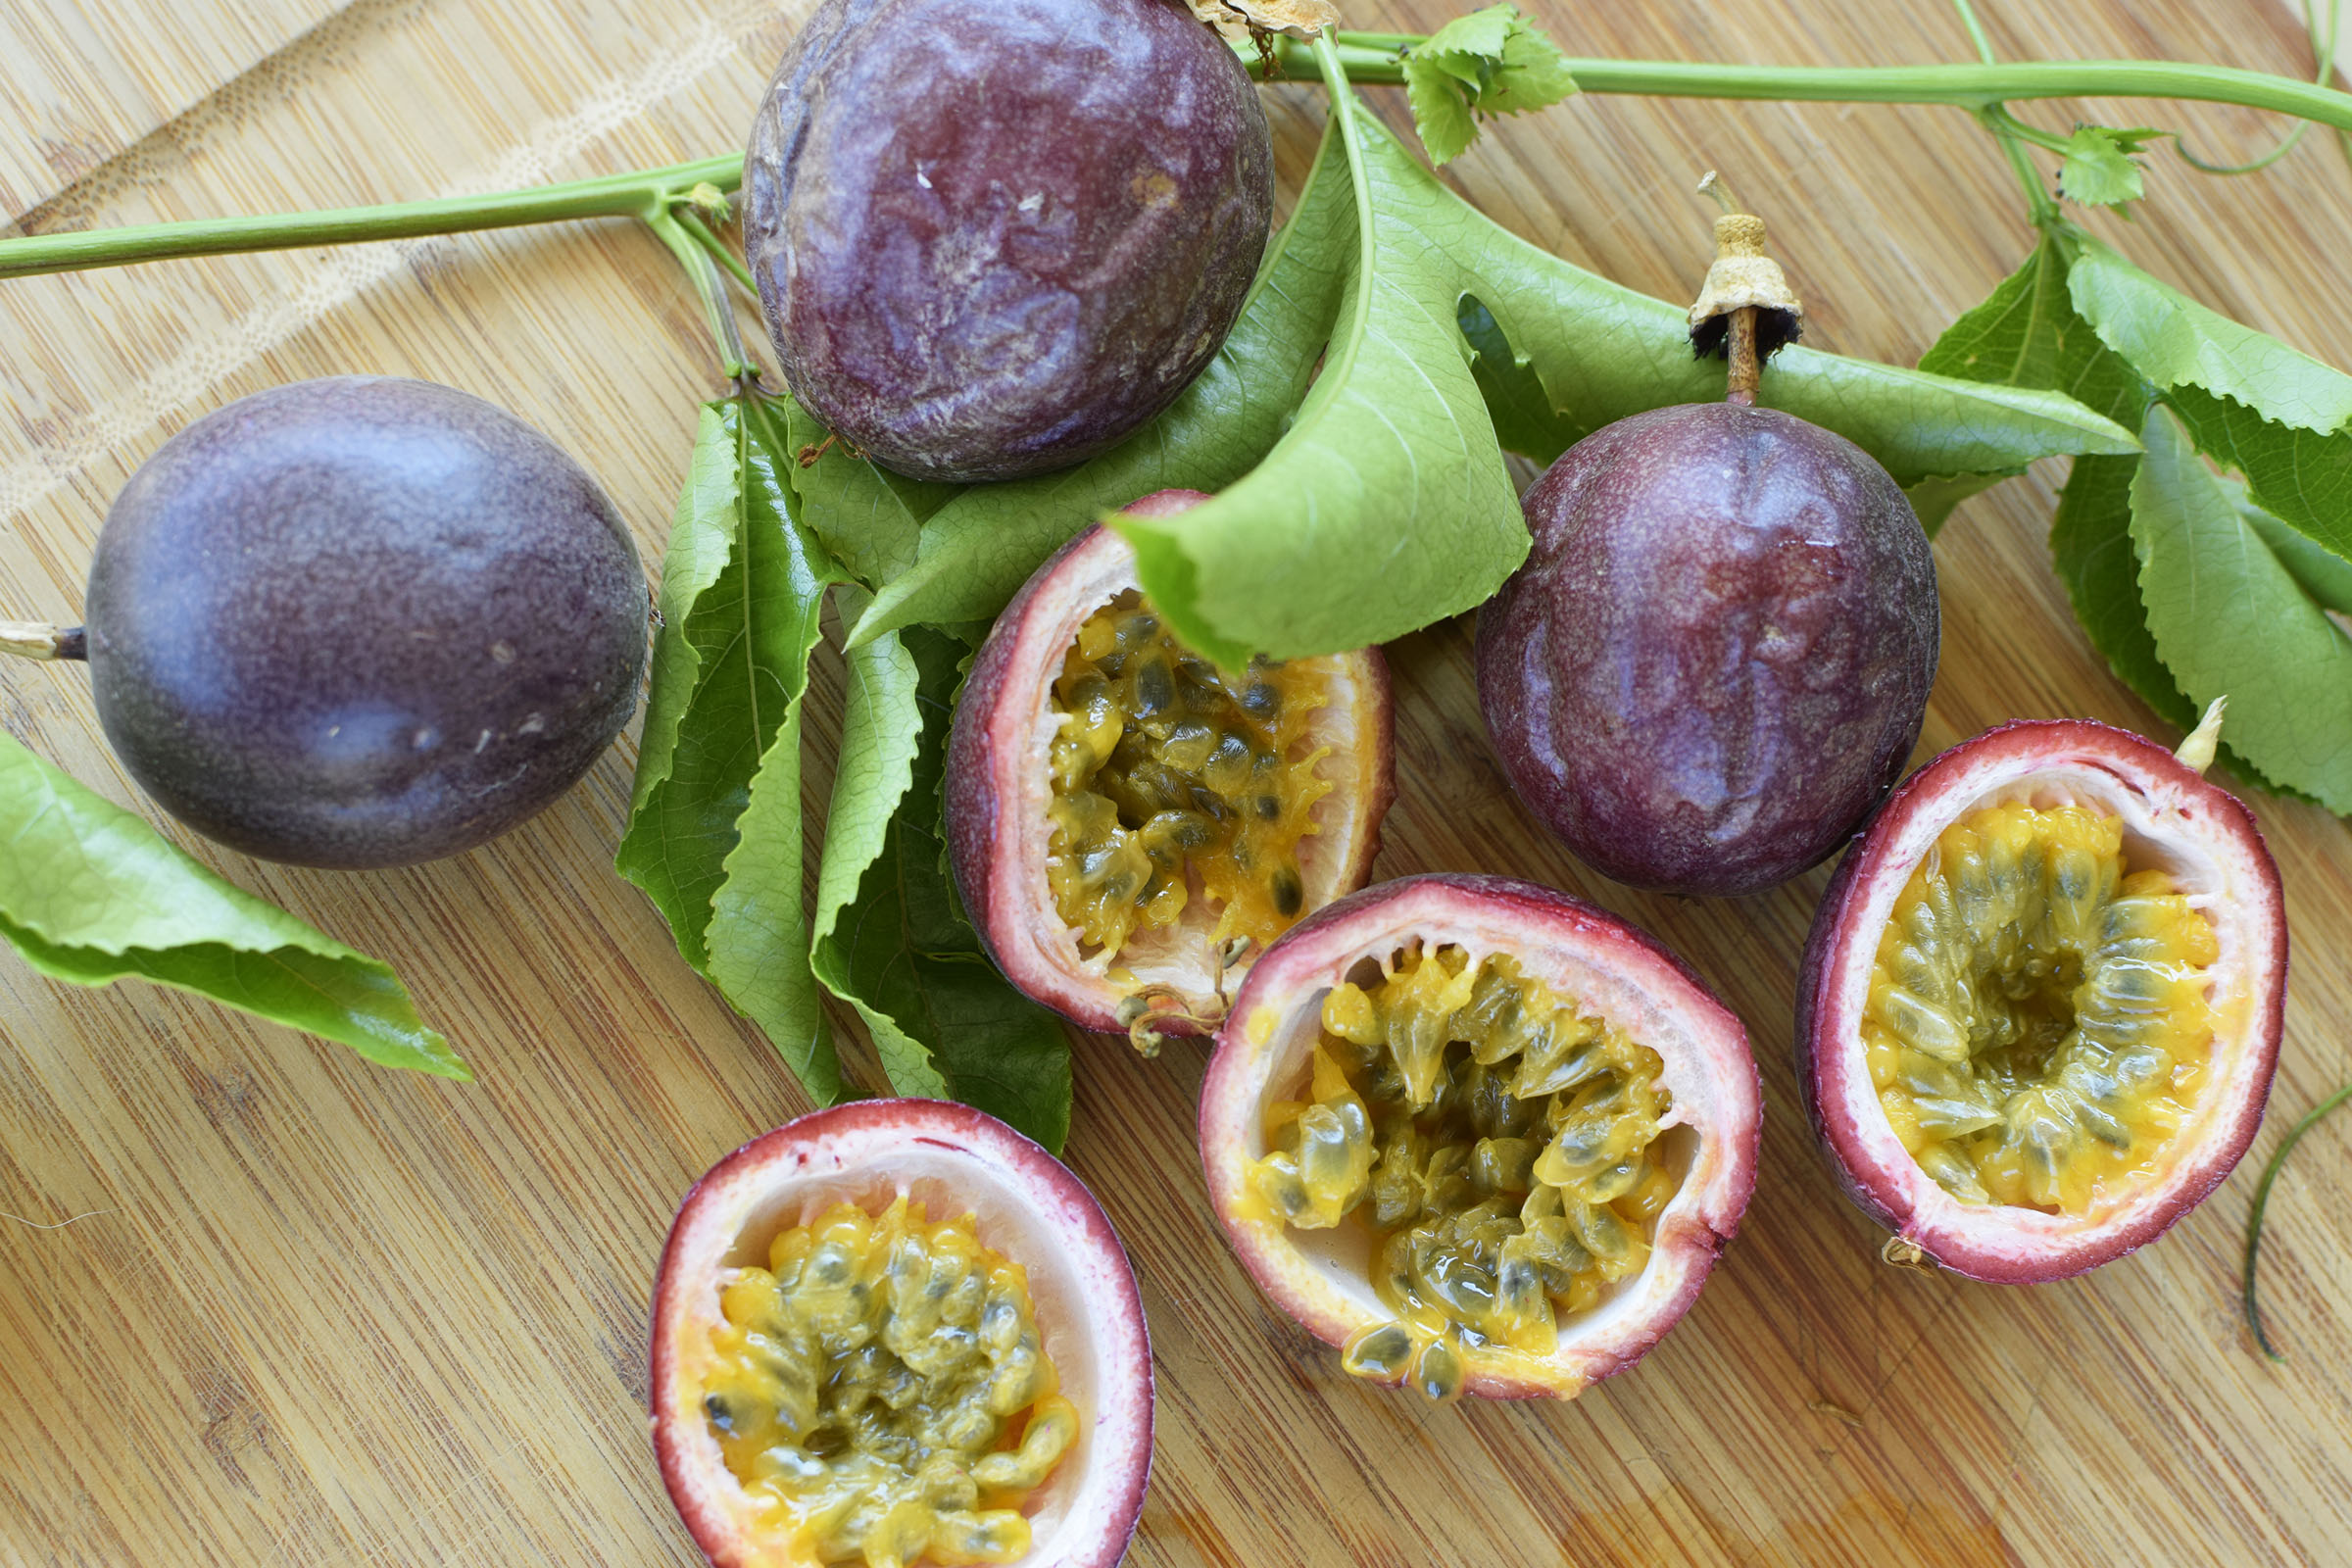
{"left": 704, "top": 1395, "right": 735, "bottom": 1434}
{"left": 1191, "top": 786, "right": 1230, "bottom": 820}
{"left": 1240, "top": 681, "right": 1281, "bottom": 719}
{"left": 1254, "top": 794, "right": 1282, "bottom": 820}
{"left": 1272, "top": 866, "right": 1304, "bottom": 916}
{"left": 1134, "top": 659, "right": 1174, "bottom": 716}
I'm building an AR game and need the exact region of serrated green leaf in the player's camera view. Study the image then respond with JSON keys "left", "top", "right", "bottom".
{"left": 1400, "top": 6, "right": 1576, "bottom": 166}
{"left": 618, "top": 391, "right": 856, "bottom": 1102}
{"left": 2131, "top": 405, "right": 2352, "bottom": 809}
{"left": 1903, "top": 470, "right": 2022, "bottom": 535}
{"left": 2057, "top": 126, "right": 2153, "bottom": 210}
{"left": 779, "top": 396, "right": 961, "bottom": 589}
{"left": 1114, "top": 80, "right": 1527, "bottom": 666}
{"left": 811, "top": 624, "right": 1070, "bottom": 1150}
{"left": 843, "top": 110, "right": 1355, "bottom": 652}
{"left": 2237, "top": 480, "right": 2352, "bottom": 613}
{"left": 2070, "top": 235, "right": 2352, "bottom": 436}
{"left": 1917, "top": 235, "right": 2194, "bottom": 713}
{"left": 1454, "top": 205, "right": 2135, "bottom": 494}
{"left": 0, "top": 732, "right": 463, "bottom": 1078}
{"left": 2160, "top": 384, "right": 2352, "bottom": 561}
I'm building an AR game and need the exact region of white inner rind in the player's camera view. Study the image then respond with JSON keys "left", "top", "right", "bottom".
{"left": 1818, "top": 747, "right": 2282, "bottom": 1273}
{"left": 997, "top": 529, "right": 1380, "bottom": 1013}
{"left": 656, "top": 1114, "right": 1150, "bottom": 1568}
{"left": 1205, "top": 885, "right": 1758, "bottom": 1395}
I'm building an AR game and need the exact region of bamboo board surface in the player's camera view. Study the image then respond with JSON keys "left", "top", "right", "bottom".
{"left": 4, "top": 0, "right": 2351, "bottom": 1563}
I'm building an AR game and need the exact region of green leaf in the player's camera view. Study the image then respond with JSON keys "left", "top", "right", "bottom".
{"left": 1114, "top": 79, "right": 1527, "bottom": 666}
{"left": 870, "top": 69, "right": 2132, "bottom": 672}
{"left": 779, "top": 396, "right": 960, "bottom": 589}
{"left": 2159, "top": 384, "right": 2352, "bottom": 562}
{"left": 1918, "top": 235, "right": 2196, "bottom": 717}
{"left": 1454, "top": 197, "right": 2137, "bottom": 492}
{"left": 0, "top": 732, "right": 464, "bottom": 1078}
{"left": 2069, "top": 234, "right": 2352, "bottom": 437}
{"left": 1401, "top": 5, "right": 1577, "bottom": 165}
{"left": 811, "top": 624, "right": 1071, "bottom": 1150}
{"left": 2238, "top": 482, "right": 2352, "bottom": 614}
{"left": 2131, "top": 405, "right": 2352, "bottom": 810}
{"left": 617, "top": 391, "right": 856, "bottom": 1102}
{"left": 1902, "top": 470, "right": 2022, "bottom": 535}
{"left": 2057, "top": 126, "right": 2157, "bottom": 211}
{"left": 845, "top": 108, "right": 1355, "bottom": 651}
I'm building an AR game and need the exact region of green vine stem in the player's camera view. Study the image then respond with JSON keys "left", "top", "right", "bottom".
{"left": 0, "top": 153, "right": 742, "bottom": 280}
{"left": 2241, "top": 1080, "right": 2352, "bottom": 1361}
{"left": 5, "top": 39, "right": 2352, "bottom": 279}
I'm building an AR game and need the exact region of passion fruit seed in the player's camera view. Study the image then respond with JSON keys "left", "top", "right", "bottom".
{"left": 699, "top": 1197, "right": 1075, "bottom": 1567}
{"left": 1246, "top": 943, "right": 1680, "bottom": 1401}
{"left": 1048, "top": 590, "right": 1333, "bottom": 962}
{"left": 1867, "top": 803, "right": 2219, "bottom": 1214}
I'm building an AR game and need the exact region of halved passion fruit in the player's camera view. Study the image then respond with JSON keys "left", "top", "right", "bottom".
{"left": 1200, "top": 874, "right": 1761, "bottom": 1400}
{"left": 1797, "top": 717, "right": 2287, "bottom": 1282}
{"left": 947, "top": 490, "right": 1393, "bottom": 1036}
{"left": 650, "top": 1101, "right": 1152, "bottom": 1567}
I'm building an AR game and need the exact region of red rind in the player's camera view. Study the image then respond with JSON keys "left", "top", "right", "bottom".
{"left": 1199, "top": 873, "right": 1761, "bottom": 1399}
{"left": 649, "top": 1101, "right": 1152, "bottom": 1568}
{"left": 947, "top": 494, "right": 1394, "bottom": 1033}
{"left": 1795, "top": 718, "right": 2288, "bottom": 1283}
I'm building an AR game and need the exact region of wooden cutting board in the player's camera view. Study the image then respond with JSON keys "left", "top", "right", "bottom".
{"left": 4, "top": 0, "right": 2349, "bottom": 1562}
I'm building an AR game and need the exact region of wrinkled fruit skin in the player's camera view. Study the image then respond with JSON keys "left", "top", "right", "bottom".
{"left": 1796, "top": 719, "right": 2287, "bottom": 1283}
{"left": 947, "top": 490, "right": 1393, "bottom": 1034}
{"left": 1200, "top": 873, "right": 1761, "bottom": 1399}
{"left": 1476, "top": 403, "right": 1937, "bottom": 897}
{"left": 742, "top": 0, "right": 1272, "bottom": 483}
{"left": 650, "top": 1100, "right": 1152, "bottom": 1568}
{"left": 84, "top": 375, "right": 647, "bottom": 869}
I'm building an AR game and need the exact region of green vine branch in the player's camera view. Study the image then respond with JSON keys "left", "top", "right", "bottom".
{"left": 6, "top": 36, "right": 2352, "bottom": 280}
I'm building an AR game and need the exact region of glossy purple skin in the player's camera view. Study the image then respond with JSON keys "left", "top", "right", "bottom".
{"left": 742, "top": 0, "right": 1272, "bottom": 483}
{"left": 85, "top": 376, "right": 647, "bottom": 869}
{"left": 1475, "top": 403, "right": 1937, "bottom": 897}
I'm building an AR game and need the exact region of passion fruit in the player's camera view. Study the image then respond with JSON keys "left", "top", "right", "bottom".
{"left": 1474, "top": 210, "right": 1937, "bottom": 897}
{"left": 650, "top": 1100, "right": 1152, "bottom": 1568}
{"left": 742, "top": 0, "right": 1274, "bottom": 482}
{"left": 1200, "top": 874, "right": 1761, "bottom": 1401}
{"left": 81, "top": 375, "right": 647, "bottom": 868}
{"left": 946, "top": 490, "right": 1392, "bottom": 1037}
{"left": 1796, "top": 717, "right": 2287, "bottom": 1282}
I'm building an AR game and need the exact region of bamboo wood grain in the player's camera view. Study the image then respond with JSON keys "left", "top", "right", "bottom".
{"left": 2, "top": 0, "right": 2349, "bottom": 1563}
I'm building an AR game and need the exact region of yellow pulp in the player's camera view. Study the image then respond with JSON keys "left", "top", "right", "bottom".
{"left": 1047, "top": 592, "right": 1333, "bottom": 960}
{"left": 1865, "top": 803, "right": 2219, "bottom": 1215}
{"left": 700, "top": 1199, "right": 1076, "bottom": 1568}
{"left": 1245, "top": 945, "right": 1678, "bottom": 1400}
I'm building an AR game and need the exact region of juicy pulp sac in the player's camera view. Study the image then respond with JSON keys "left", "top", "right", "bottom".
{"left": 1047, "top": 591, "right": 1334, "bottom": 964}
{"left": 698, "top": 1198, "right": 1076, "bottom": 1567}
{"left": 1865, "top": 803, "right": 2220, "bottom": 1214}
{"left": 1243, "top": 944, "right": 1680, "bottom": 1400}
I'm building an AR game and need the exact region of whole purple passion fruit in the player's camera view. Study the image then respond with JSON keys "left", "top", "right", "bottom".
{"left": 84, "top": 375, "right": 647, "bottom": 869}
{"left": 946, "top": 491, "right": 1392, "bottom": 1037}
{"left": 742, "top": 0, "right": 1273, "bottom": 483}
{"left": 1476, "top": 401, "right": 1938, "bottom": 897}
{"left": 1200, "top": 873, "right": 1761, "bottom": 1401}
{"left": 1796, "top": 718, "right": 2285, "bottom": 1282}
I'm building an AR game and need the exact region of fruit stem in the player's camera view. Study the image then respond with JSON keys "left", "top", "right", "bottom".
{"left": 2175, "top": 695, "right": 2229, "bottom": 775}
{"left": 1725, "top": 308, "right": 1761, "bottom": 407}
{"left": 2241, "top": 1078, "right": 2352, "bottom": 1361}
{"left": 0, "top": 621, "right": 84, "bottom": 662}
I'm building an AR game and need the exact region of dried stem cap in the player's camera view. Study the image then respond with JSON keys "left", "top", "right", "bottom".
{"left": 1688, "top": 212, "right": 1804, "bottom": 362}
{"left": 1186, "top": 0, "right": 1336, "bottom": 41}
